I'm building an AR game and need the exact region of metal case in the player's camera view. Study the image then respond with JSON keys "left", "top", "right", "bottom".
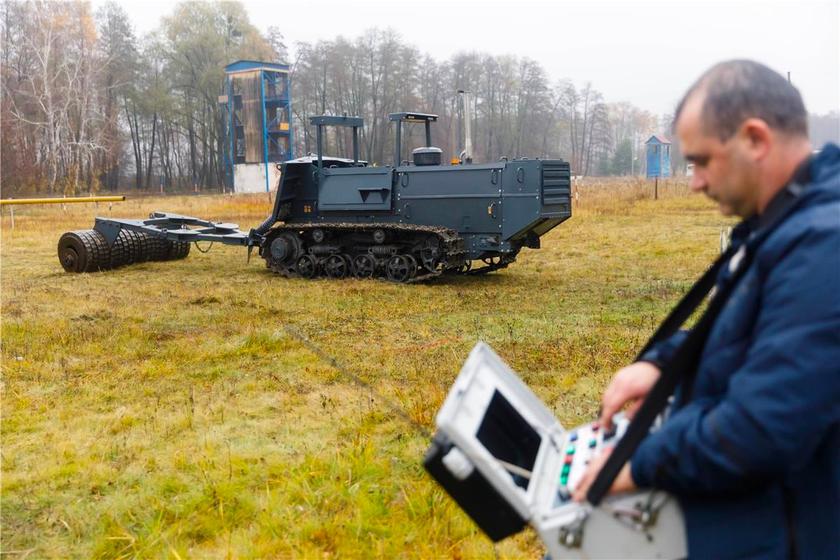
{"left": 426, "top": 342, "right": 687, "bottom": 559}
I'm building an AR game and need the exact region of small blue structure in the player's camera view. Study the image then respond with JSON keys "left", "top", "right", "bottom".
{"left": 220, "top": 60, "right": 293, "bottom": 193}
{"left": 645, "top": 134, "right": 671, "bottom": 178}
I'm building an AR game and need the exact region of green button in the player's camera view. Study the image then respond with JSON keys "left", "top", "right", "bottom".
{"left": 562, "top": 464, "right": 571, "bottom": 475}
{"left": 560, "top": 474, "right": 568, "bottom": 485}
{"left": 566, "top": 446, "right": 576, "bottom": 455}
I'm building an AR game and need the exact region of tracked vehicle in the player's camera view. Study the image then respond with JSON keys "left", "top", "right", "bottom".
{"left": 58, "top": 112, "right": 571, "bottom": 282}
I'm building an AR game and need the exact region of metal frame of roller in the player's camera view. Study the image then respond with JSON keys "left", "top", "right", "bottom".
{"left": 56, "top": 214, "right": 204, "bottom": 273}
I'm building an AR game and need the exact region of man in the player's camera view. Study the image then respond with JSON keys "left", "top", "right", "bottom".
{"left": 573, "top": 60, "right": 839, "bottom": 559}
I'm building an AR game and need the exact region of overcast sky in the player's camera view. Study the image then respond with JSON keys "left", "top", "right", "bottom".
{"left": 98, "top": 0, "right": 839, "bottom": 117}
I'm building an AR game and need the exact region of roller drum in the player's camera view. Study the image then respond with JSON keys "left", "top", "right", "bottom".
{"left": 109, "top": 229, "right": 144, "bottom": 268}
{"left": 57, "top": 230, "right": 111, "bottom": 273}
{"left": 167, "top": 240, "right": 191, "bottom": 260}
{"left": 138, "top": 233, "right": 170, "bottom": 261}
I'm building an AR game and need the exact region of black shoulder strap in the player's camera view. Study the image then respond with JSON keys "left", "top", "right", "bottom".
{"left": 586, "top": 182, "right": 807, "bottom": 506}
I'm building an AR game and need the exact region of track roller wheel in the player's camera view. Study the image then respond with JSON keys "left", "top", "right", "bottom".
{"left": 405, "top": 254, "right": 418, "bottom": 278}
{"left": 296, "top": 254, "right": 318, "bottom": 279}
{"left": 385, "top": 254, "right": 414, "bottom": 283}
{"left": 420, "top": 237, "right": 441, "bottom": 271}
{"left": 57, "top": 229, "right": 111, "bottom": 273}
{"left": 269, "top": 232, "right": 303, "bottom": 268}
{"left": 353, "top": 254, "right": 376, "bottom": 279}
{"left": 324, "top": 254, "right": 350, "bottom": 279}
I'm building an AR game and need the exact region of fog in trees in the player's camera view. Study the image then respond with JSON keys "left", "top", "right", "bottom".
{"left": 3, "top": 0, "right": 835, "bottom": 195}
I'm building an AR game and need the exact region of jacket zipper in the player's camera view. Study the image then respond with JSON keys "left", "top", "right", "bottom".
{"left": 782, "top": 485, "right": 799, "bottom": 560}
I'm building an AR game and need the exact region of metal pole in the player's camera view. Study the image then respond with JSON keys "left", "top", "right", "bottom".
{"left": 9, "top": 205, "right": 14, "bottom": 230}
{"left": 394, "top": 120, "right": 402, "bottom": 167}
{"left": 228, "top": 75, "right": 235, "bottom": 192}
{"left": 463, "top": 92, "right": 473, "bottom": 163}
{"left": 425, "top": 121, "right": 431, "bottom": 147}
{"left": 286, "top": 72, "right": 293, "bottom": 160}
{"left": 316, "top": 124, "right": 323, "bottom": 173}
{"left": 260, "top": 70, "right": 270, "bottom": 193}
{"left": 352, "top": 126, "right": 359, "bottom": 164}
{"left": 0, "top": 196, "right": 125, "bottom": 205}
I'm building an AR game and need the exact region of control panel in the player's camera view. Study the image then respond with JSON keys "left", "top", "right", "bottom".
{"left": 554, "top": 415, "right": 628, "bottom": 506}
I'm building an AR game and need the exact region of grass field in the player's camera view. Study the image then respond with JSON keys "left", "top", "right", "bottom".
{"left": 1, "top": 179, "right": 730, "bottom": 558}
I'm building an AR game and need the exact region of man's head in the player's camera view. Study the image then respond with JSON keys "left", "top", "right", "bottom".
{"left": 675, "top": 60, "right": 811, "bottom": 217}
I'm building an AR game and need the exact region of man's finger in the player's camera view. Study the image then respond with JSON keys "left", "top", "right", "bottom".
{"left": 573, "top": 448, "right": 613, "bottom": 502}
{"left": 626, "top": 399, "right": 643, "bottom": 419}
{"left": 573, "top": 469, "right": 592, "bottom": 502}
{"left": 600, "top": 392, "right": 620, "bottom": 429}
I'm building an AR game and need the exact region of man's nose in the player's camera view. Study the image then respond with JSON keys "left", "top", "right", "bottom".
{"left": 690, "top": 173, "right": 706, "bottom": 193}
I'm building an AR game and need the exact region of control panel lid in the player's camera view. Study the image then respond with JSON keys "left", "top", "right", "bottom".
{"left": 435, "top": 342, "right": 565, "bottom": 519}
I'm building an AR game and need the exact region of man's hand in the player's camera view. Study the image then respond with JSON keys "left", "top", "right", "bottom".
{"left": 600, "top": 361, "right": 661, "bottom": 430}
{"left": 572, "top": 447, "right": 637, "bottom": 502}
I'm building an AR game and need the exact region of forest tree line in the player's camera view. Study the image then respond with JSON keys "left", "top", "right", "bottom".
{"left": 2, "top": 0, "right": 838, "bottom": 195}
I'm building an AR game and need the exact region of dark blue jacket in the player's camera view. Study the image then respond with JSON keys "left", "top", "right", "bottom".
{"left": 631, "top": 144, "right": 840, "bottom": 560}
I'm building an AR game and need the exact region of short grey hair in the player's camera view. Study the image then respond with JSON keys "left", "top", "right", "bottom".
{"left": 675, "top": 60, "right": 808, "bottom": 140}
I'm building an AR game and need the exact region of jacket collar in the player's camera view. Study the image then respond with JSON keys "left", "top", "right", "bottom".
{"left": 757, "top": 154, "right": 813, "bottom": 229}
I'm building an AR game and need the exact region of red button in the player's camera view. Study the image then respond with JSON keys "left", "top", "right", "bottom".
{"left": 564, "top": 456, "right": 573, "bottom": 465}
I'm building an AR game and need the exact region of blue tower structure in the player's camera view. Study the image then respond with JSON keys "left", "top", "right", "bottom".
{"left": 645, "top": 134, "right": 671, "bottom": 178}
{"left": 220, "top": 60, "right": 292, "bottom": 193}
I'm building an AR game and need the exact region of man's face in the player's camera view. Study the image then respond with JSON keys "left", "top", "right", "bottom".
{"left": 677, "top": 93, "right": 759, "bottom": 217}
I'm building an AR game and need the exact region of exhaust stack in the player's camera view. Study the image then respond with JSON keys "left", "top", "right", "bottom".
{"left": 457, "top": 90, "right": 473, "bottom": 164}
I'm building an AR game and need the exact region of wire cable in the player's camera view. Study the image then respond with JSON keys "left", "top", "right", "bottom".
{"left": 281, "top": 325, "right": 434, "bottom": 440}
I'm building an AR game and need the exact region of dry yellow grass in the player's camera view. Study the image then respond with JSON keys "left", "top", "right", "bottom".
{"left": 1, "top": 179, "right": 732, "bottom": 558}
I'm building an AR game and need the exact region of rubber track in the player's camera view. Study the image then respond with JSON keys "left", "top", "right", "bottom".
{"left": 263, "top": 222, "right": 465, "bottom": 282}
{"left": 266, "top": 222, "right": 465, "bottom": 260}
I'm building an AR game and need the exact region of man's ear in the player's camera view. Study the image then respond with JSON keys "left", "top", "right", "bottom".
{"left": 739, "top": 118, "right": 772, "bottom": 161}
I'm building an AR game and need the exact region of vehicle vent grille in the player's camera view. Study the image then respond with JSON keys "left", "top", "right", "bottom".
{"left": 541, "top": 161, "right": 571, "bottom": 209}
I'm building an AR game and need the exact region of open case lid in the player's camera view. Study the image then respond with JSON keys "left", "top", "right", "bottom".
{"left": 435, "top": 342, "right": 565, "bottom": 519}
